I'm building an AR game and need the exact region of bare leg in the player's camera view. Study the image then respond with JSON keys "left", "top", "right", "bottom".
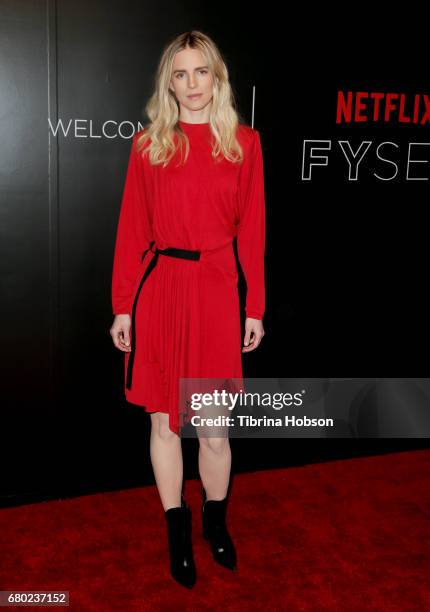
{"left": 196, "top": 391, "right": 232, "bottom": 500}
{"left": 198, "top": 436, "right": 231, "bottom": 500}
{"left": 149, "top": 412, "right": 183, "bottom": 511}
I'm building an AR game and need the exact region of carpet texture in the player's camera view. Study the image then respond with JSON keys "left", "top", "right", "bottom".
{"left": 1, "top": 450, "right": 429, "bottom": 611}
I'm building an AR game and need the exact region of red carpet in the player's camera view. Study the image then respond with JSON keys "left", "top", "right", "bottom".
{"left": 1, "top": 450, "right": 430, "bottom": 611}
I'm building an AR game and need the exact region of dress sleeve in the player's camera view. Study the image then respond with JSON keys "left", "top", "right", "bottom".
{"left": 236, "top": 129, "right": 266, "bottom": 320}
{"left": 111, "top": 132, "right": 153, "bottom": 315}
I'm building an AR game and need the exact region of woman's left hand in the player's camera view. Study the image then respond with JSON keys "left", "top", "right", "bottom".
{"left": 242, "top": 317, "right": 265, "bottom": 352}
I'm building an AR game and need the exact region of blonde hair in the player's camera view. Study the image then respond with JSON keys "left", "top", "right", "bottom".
{"left": 135, "top": 30, "right": 246, "bottom": 167}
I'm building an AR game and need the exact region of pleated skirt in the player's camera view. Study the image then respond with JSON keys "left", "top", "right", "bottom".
{"left": 124, "top": 240, "right": 244, "bottom": 434}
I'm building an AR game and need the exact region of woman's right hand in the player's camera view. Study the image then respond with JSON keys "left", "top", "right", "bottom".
{"left": 110, "top": 314, "right": 132, "bottom": 352}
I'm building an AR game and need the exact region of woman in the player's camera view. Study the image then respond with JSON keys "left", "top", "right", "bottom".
{"left": 110, "top": 30, "right": 266, "bottom": 589}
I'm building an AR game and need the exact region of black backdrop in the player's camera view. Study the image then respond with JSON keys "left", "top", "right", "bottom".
{"left": 1, "top": 0, "right": 429, "bottom": 505}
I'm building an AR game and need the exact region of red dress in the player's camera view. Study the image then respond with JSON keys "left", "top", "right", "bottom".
{"left": 111, "top": 120, "right": 266, "bottom": 434}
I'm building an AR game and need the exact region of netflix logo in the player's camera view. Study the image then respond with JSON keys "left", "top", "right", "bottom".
{"left": 336, "top": 91, "right": 430, "bottom": 125}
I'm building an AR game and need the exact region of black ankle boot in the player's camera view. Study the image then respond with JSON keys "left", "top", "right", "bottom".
{"left": 164, "top": 494, "right": 196, "bottom": 589}
{"left": 201, "top": 487, "right": 237, "bottom": 570}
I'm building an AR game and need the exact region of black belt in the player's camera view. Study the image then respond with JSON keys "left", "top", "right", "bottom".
{"left": 126, "top": 240, "right": 201, "bottom": 390}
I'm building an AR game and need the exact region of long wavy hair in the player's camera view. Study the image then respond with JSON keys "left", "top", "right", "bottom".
{"left": 136, "top": 30, "right": 246, "bottom": 167}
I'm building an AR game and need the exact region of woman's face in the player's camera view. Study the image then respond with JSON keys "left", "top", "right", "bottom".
{"left": 170, "top": 47, "right": 214, "bottom": 120}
